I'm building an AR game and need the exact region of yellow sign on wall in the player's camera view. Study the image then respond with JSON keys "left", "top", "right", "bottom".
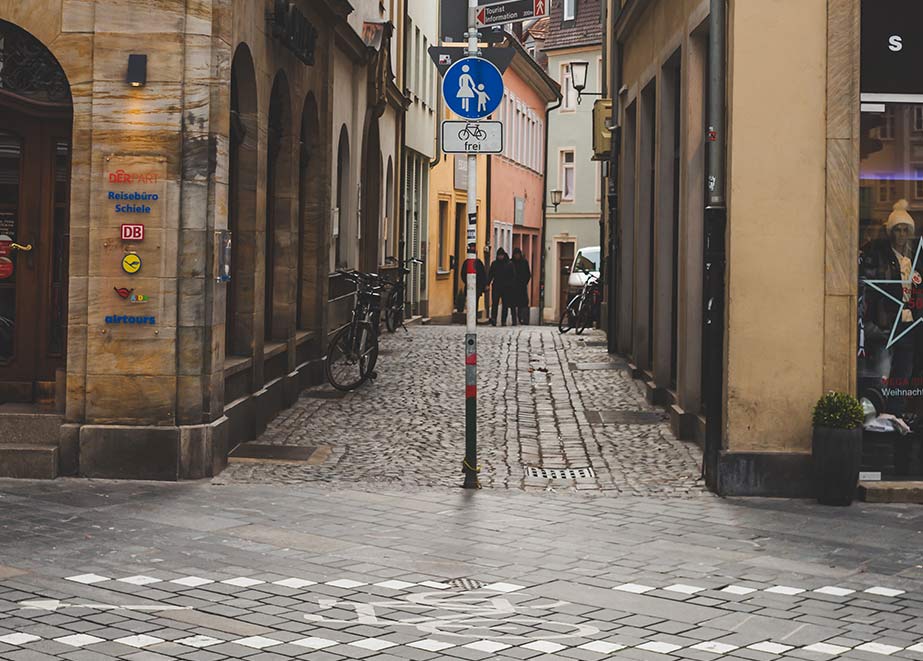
{"left": 121, "top": 252, "right": 142, "bottom": 274}
{"left": 592, "top": 98, "right": 613, "bottom": 161}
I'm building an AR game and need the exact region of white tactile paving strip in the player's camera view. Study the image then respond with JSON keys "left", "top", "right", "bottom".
{"left": 2, "top": 629, "right": 920, "bottom": 657}
{"left": 0, "top": 571, "right": 915, "bottom": 658}
{"left": 613, "top": 581, "right": 907, "bottom": 599}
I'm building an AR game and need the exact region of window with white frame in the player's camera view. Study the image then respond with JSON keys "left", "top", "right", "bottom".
{"left": 561, "top": 150, "right": 575, "bottom": 200}
{"left": 563, "top": 0, "right": 575, "bottom": 21}
{"left": 881, "top": 107, "right": 895, "bottom": 140}
{"left": 423, "top": 35, "right": 430, "bottom": 106}
{"left": 561, "top": 64, "right": 576, "bottom": 110}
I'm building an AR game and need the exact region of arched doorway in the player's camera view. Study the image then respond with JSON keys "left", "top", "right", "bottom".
{"left": 0, "top": 20, "right": 72, "bottom": 404}
{"left": 265, "top": 72, "right": 292, "bottom": 343}
{"left": 226, "top": 44, "right": 258, "bottom": 359}
{"left": 359, "top": 114, "right": 381, "bottom": 274}
{"left": 297, "top": 93, "right": 322, "bottom": 333}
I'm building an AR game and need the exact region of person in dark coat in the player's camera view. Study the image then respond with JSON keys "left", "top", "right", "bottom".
{"left": 487, "top": 248, "right": 517, "bottom": 326}
{"left": 458, "top": 243, "right": 487, "bottom": 314}
{"left": 511, "top": 247, "right": 531, "bottom": 325}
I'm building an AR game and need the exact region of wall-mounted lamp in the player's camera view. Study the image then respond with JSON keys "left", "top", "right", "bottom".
{"left": 570, "top": 60, "right": 602, "bottom": 104}
{"left": 126, "top": 54, "right": 147, "bottom": 88}
{"left": 550, "top": 189, "right": 563, "bottom": 212}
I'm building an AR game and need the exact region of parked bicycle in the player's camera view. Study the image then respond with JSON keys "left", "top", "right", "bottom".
{"left": 558, "top": 269, "right": 600, "bottom": 335}
{"left": 383, "top": 256, "right": 424, "bottom": 333}
{"left": 458, "top": 123, "right": 487, "bottom": 141}
{"left": 325, "top": 269, "right": 385, "bottom": 391}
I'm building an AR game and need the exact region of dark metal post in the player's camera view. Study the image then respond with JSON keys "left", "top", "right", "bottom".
{"left": 703, "top": 0, "right": 727, "bottom": 491}
{"left": 462, "top": 0, "right": 480, "bottom": 489}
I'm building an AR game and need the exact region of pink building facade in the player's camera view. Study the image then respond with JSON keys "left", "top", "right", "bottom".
{"left": 489, "top": 40, "right": 559, "bottom": 320}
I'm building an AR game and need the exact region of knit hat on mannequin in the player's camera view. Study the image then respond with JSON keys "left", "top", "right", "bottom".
{"left": 887, "top": 199, "right": 915, "bottom": 233}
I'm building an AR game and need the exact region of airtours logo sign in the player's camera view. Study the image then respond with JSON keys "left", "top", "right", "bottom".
{"left": 105, "top": 315, "right": 156, "bottom": 326}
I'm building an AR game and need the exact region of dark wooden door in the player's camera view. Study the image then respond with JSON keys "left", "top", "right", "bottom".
{"left": 0, "top": 100, "right": 70, "bottom": 403}
{"left": 558, "top": 241, "right": 575, "bottom": 316}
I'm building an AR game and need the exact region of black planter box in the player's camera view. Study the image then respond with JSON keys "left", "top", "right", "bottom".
{"left": 813, "top": 426, "right": 862, "bottom": 506}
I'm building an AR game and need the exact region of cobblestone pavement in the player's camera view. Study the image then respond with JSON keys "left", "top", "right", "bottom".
{"left": 217, "top": 325, "right": 704, "bottom": 495}
{"left": 1, "top": 479, "right": 923, "bottom": 660}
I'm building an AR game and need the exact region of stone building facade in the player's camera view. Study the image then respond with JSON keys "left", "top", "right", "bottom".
{"left": 603, "top": 0, "right": 882, "bottom": 496}
{"left": 0, "top": 0, "right": 406, "bottom": 479}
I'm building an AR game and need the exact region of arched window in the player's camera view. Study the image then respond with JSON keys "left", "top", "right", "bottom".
{"left": 225, "top": 44, "right": 258, "bottom": 358}
{"left": 265, "top": 72, "right": 291, "bottom": 342}
{"left": 335, "top": 126, "right": 350, "bottom": 269}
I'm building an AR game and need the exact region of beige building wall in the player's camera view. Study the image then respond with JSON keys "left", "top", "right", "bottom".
{"left": 612, "top": 0, "right": 857, "bottom": 486}
{"left": 724, "top": 0, "right": 828, "bottom": 454}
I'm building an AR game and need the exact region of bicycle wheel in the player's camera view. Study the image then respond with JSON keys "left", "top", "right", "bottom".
{"left": 384, "top": 290, "right": 403, "bottom": 333}
{"left": 558, "top": 304, "right": 577, "bottom": 334}
{"left": 326, "top": 325, "right": 377, "bottom": 391}
{"left": 360, "top": 323, "right": 380, "bottom": 378}
{"left": 575, "top": 300, "right": 592, "bottom": 335}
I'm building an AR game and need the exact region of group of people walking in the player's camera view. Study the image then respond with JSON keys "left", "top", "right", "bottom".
{"left": 459, "top": 245, "right": 531, "bottom": 326}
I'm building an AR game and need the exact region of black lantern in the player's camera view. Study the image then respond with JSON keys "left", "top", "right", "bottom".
{"left": 126, "top": 54, "right": 147, "bottom": 88}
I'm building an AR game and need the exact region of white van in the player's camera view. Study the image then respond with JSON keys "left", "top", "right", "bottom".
{"left": 567, "top": 246, "right": 600, "bottom": 294}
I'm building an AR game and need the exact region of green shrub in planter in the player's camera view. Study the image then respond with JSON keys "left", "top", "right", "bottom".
{"left": 812, "top": 391, "right": 864, "bottom": 506}
{"left": 812, "top": 392, "right": 865, "bottom": 430}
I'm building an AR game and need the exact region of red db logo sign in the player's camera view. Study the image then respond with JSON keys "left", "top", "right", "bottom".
{"left": 120, "top": 224, "right": 144, "bottom": 241}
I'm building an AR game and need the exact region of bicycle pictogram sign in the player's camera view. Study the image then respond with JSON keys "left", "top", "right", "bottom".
{"left": 302, "top": 589, "right": 600, "bottom": 641}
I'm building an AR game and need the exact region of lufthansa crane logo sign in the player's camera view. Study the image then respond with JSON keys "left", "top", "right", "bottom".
{"left": 442, "top": 57, "right": 504, "bottom": 121}
{"left": 122, "top": 253, "right": 142, "bottom": 274}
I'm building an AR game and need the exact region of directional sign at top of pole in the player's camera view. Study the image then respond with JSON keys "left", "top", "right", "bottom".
{"left": 477, "top": 0, "right": 547, "bottom": 27}
{"left": 442, "top": 56, "right": 504, "bottom": 120}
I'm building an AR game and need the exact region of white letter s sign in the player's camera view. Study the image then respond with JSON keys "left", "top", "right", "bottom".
{"left": 889, "top": 35, "right": 903, "bottom": 52}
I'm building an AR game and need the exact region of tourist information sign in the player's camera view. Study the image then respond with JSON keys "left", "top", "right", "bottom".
{"left": 476, "top": 0, "right": 547, "bottom": 27}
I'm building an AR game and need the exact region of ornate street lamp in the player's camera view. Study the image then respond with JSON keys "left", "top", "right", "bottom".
{"left": 550, "top": 189, "right": 563, "bottom": 212}
{"left": 570, "top": 60, "right": 602, "bottom": 104}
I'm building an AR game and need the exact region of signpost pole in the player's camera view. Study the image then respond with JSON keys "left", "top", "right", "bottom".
{"left": 463, "top": 0, "right": 480, "bottom": 489}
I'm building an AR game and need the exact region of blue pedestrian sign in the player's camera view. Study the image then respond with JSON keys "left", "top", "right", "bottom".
{"left": 442, "top": 56, "right": 504, "bottom": 120}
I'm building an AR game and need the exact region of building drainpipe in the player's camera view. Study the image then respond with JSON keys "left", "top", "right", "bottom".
{"left": 606, "top": 7, "right": 622, "bottom": 355}
{"left": 703, "top": 0, "right": 727, "bottom": 492}
{"left": 539, "top": 95, "right": 563, "bottom": 325}
{"left": 397, "top": 0, "right": 410, "bottom": 269}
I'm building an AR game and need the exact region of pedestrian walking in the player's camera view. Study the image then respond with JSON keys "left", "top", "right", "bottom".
{"left": 487, "top": 248, "right": 517, "bottom": 326}
{"left": 511, "top": 247, "right": 531, "bottom": 325}
{"left": 458, "top": 242, "right": 487, "bottom": 315}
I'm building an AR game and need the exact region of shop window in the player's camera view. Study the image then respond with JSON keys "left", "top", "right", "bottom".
{"left": 859, "top": 104, "right": 923, "bottom": 451}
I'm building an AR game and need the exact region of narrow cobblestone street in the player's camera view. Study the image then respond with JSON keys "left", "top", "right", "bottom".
{"left": 2, "top": 330, "right": 922, "bottom": 661}
{"left": 217, "top": 325, "right": 704, "bottom": 496}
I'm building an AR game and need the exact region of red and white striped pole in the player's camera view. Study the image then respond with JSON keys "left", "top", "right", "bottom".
{"left": 462, "top": 0, "right": 480, "bottom": 489}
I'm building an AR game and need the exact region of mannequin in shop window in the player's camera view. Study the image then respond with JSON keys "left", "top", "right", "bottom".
{"left": 859, "top": 199, "right": 921, "bottom": 418}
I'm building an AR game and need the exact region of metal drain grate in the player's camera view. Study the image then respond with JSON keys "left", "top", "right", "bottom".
{"left": 585, "top": 410, "right": 667, "bottom": 425}
{"left": 448, "top": 578, "right": 486, "bottom": 591}
{"left": 525, "top": 466, "right": 596, "bottom": 481}
{"left": 229, "top": 444, "right": 318, "bottom": 461}
{"left": 305, "top": 389, "right": 346, "bottom": 399}
{"left": 569, "top": 361, "right": 628, "bottom": 371}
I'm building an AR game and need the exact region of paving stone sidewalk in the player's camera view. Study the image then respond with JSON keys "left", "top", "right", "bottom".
{"left": 217, "top": 325, "right": 704, "bottom": 495}
{"left": 0, "top": 479, "right": 922, "bottom": 661}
